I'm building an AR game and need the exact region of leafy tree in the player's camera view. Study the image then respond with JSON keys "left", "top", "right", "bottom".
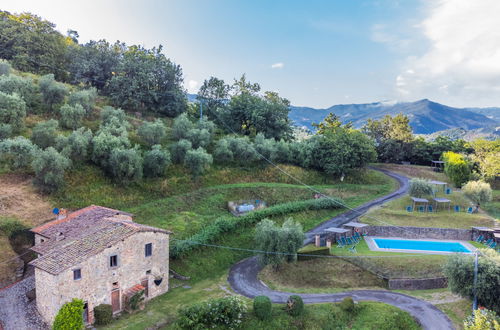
{"left": 68, "top": 88, "right": 97, "bottom": 115}
{"left": 254, "top": 218, "right": 304, "bottom": 270}
{"left": 91, "top": 130, "right": 130, "bottom": 169}
{"left": 0, "top": 124, "right": 12, "bottom": 140}
{"left": 184, "top": 147, "right": 213, "bottom": 178}
{"left": 0, "top": 91, "right": 26, "bottom": 133}
{"left": 232, "top": 73, "right": 260, "bottom": 95}
{"left": 313, "top": 113, "right": 352, "bottom": 134}
{"left": 225, "top": 136, "right": 258, "bottom": 164}
{"left": 39, "top": 74, "right": 68, "bottom": 111}
{"left": 286, "top": 295, "right": 304, "bottom": 316}
{"left": 0, "top": 59, "right": 11, "bottom": 75}
{"left": 109, "top": 148, "right": 143, "bottom": 184}
{"left": 197, "top": 76, "right": 231, "bottom": 121}
{"left": 52, "top": 298, "right": 84, "bottom": 330}
{"left": 31, "top": 119, "right": 59, "bottom": 149}
{"left": 0, "top": 136, "right": 37, "bottom": 170}
{"left": 443, "top": 249, "right": 500, "bottom": 314}
{"left": 464, "top": 309, "right": 500, "bottom": 330}
{"left": 58, "top": 127, "right": 93, "bottom": 162}
{"left": 470, "top": 139, "right": 500, "bottom": 184}
{"left": 462, "top": 181, "right": 493, "bottom": 208}
{"left": 442, "top": 151, "right": 471, "bottom": 187}
{"left": 0, "top": 74, "right": 40, "bottom": 111}
{"left": 0, "top": 11, "right": 69, "bottom": 80}
{"left": 196, "top": 117, "right": 216, "bottom": 136}
{"left": 186, "top": 128, "right": 211, "bottom": 149}
{"left": 143, "top": 145, "right": 171, "bottom": 177}
{"left": 32, "top": 147, "right": 71, "bottom": 193}
{"left": 409, "top": 178, "right": 436, "bottom": 198}
{"left": 254, "top": 133, "right": 277, "bottom": 161}
{"left": 213, "top": 139, "right": 233, "bottom": 163}
{"left": 100, "top": 106, "right": 128, "bottom": 128}
{"left": 59, "top": 104, "right": 85, "bottom": 129}
{"left": 275, "top": 140, "right": 291, "bottom": 163}
{"left": 170, "top": 139, "right": 192, "bottom": 164}
{"left": 138, "top": 119, "right": 166, "bottom": 146}
{"left": 107, "top": 45, "right": 186, "bottom": 116}
{"left": 172, "top": 113, "right": 194, "bottom": 140}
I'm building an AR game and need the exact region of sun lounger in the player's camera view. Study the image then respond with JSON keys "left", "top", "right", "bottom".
{"left": 488, "top": 242, "right": 497, "bottom": 249}
{"left": 336, "top": 239, "right": 344, "bottom": 248}
{"left": 467, "top": 207, "right": 473, "bottom": 214}
{"left": 475, "top": 235, "right": 484, "bottom": 243}
{"left": 445, "top": 188, "right": 452, "bottom": 194}
{"left": 484, "top": 239, "right": 493, "bottom": 246}
{"left": 406, "top": 206, "right": 413, "bottom": 212}
{"left": 454, "top": 205, "right": 460, "bottom": 212}
{"left": 348, "top": 246, "right": 357, "bottom": 253}
{"left": 341, "top": 237, "right": 348, "bottom": 246}
{"left": 428, "top": 205, "right": 434, "bottom": 212}
{"left": 418, "top": 206, "right": 425, "bottom": 212}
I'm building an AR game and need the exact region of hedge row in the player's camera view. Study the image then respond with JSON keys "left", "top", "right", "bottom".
{"left": 170, "top": 197, "right": 343, "bottom": 258}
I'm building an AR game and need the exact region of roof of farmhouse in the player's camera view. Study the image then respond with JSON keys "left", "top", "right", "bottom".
{"left": 30, "top": 205, "right": 171, "bottom": 275}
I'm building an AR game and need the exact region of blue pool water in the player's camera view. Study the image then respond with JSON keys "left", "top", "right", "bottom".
{"left": 374, "top": 238, "right": 471, "bottom": 253}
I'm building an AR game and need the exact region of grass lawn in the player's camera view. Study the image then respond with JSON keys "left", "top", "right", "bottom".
{"left": 374, "top": 163, "right": 449, "bottom": 182}
{"left": 360, "top": 192, "right": 495, "bottom": 229}
{"left": 435, "top": 299, "right": 471, "bottom": 330}
{"left": 0, "top": 234, "right": 18, "bottom": 287}
{"left": 483, "top": 188, "right": 500, "bottom": 220}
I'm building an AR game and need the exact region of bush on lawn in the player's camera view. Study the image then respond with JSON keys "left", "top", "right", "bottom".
{"left": 253, "top": 295, "right": 272, "bottom": 320}
{"left": 409, "top": 178, "right": 436, "bottom": 198}
{"left": 52, "top": 298, "right": 84, "bottom": 330}
{"left": 339, "top": 297, "right": 356, "bottom": 314}
{"left": 177, "top": 296, "right": 247, "bottom": 329}
{"left": 462, "top": 180, "right": 493, "bottom": 207}
{"left": 286, "top": 295, "right": 304, "bottom": 316}
{"left": 93, "top": 304, "right": 113, "bottom": 326}
{"left": 464, "top": 308, "right": 500, "bottom": 330}
{"left": 171, "top": 197, "right": 343, "bottom": 258}
{"left": 442, "top": 151, "right": 471, "bottom": 187}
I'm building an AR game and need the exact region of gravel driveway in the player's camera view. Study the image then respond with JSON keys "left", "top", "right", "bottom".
{"left": 0, "top": 276, "right": 46, "bottom": 330}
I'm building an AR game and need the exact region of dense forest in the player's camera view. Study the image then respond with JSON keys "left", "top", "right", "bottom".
{"left": 0, "top": 10, "right": 498, "bottom": 194}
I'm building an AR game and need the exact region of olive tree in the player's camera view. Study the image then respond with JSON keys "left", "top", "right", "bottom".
{"left": 0, "top": 136, "right": 37, "bottom": 170}
{"left": 170, "top": 139, "right": 192, "bottom": 164}
{"left": 143, "top": 145, "right": 171, "bottom": 177}
{"left": 184, "top": 147, "right": 213, "bottom": 178}
{"left": 0, "top": 59, "right": 11, "bottom": 75}
{"left": 186, "top": 128, "right": 211, "bottom": 149}
{"left": 59, "top": 127, "right": 93, "bottom": 162}
{"left": 0, "top": 75, "right": 39, "bottom": 111}
{"left": 100, "top": 106, "right": 128, "bottom": 126}
{"left": 92, "top": 130, "right": 130, "bottom": 169}
{"left": 172, "top": 113, "right": 194, "bottom": 140}
{"left": 39, "top": 74, "right": 68, "bottom": 112}
{"left": 213, "top": 139, "right": 233, "bottom": 163}
{"left": 31, "top": 119, "right": 59, "bottom": 149}
{"left": 138, "top": 119, "right": 166, "bottom": 146}
{"left": 0, "top": 123, "right": 12, "bottom": 140}
{"left": 462, "top": 180, "right": 493, "bottom": 208}
{"left": 409, "top": 178, "right": 436, "bottom": 198}
{"left": 32, "top": 147, "right": 71, "bottom": 193}
{"left": 0, "top": 91, "right": 26, "bottom": 133}
{"left": 108, "top": 148, "right": 143, "bottom": 184}
{"left": 59, "top": 104, "right": 86, "bottom": 129}
{"left": 68, "top": 88, "right": 97, "bottom": 115}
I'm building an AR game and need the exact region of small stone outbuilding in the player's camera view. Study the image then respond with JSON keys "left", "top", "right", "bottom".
{"left": 29, "top": 205, "right": 171, "bottom": 325}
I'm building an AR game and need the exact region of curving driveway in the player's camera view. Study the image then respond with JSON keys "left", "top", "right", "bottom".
{"left": 228, "top": 168, "right": 454, "bottom": 330}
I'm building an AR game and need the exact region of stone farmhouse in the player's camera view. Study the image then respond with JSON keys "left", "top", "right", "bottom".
{"left": 29, "top": 205, "right": 171, "bottom": 325}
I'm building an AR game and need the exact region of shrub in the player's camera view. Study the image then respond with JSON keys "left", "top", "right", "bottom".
{"left": 170, "top": 139, "right": 192, "bottom": 164}
{"left": 443, "top": 151, "right": 471, "bottom": 187}
{"left": 172, "top": 113, "right": 194, "bottom": 140}
{"left": 32, "top": 147, "right": 71, "bottom": 194}
{"left": 31, "top": 119, "right": 59, "bottom": 149}
{"left": 39, "top": 74, "right": 68, "bottom": 112}
{"left": 0, "top": 123, "right": 12, "bottom": 140}
{"left": 143, "top": 145, "right": 171, "bottom": 177}
{"left": 0, "top": 75, "right": 39, "bottom": 111}
{"left": 68, "top": 88, "right": 97, "bottom": 115}
{"left": 0, "top": 59, "right": 11, "bottom": 75}
{"left": 275, "top": 140, "right": 291, "bottom": 163}
{"left": 0, "top": 136, "right": 37, "bottom": 170}
{"left": 59, "top": 128, "right": 93, "bottom": 162}
{"left": 184, "top": 147, "right": 213, "bottom": 178}
{"left": 138, "top": 119, "right": 167, "bottom": 146}
{"left": 93, "top": 304, "right": 112, "bottom": 326}
{"left": 92, "top": 130, "right": 130, "bottom": 169}
{"left": 254, "top": 133, "right": 277, "bottom": 161}
{"left": 409, "top": 178, "right": 435, "bottom": 197}
{"left": 464, "top": 308, "right": 500, "bottom": 330}
{"left": 462, "top": 180, "right": 493, "bottom": 207}
{"left": 253, "top": 296, "right": 272, "bottom": 320}
{"left": 339, "top": 297, "right": 356, "bottom": 314}
{"left": 213, "top": 139, "right": 233, "bottom": 163}
{"left": 127, "top": 290, "right": 145, "bottom": 311}
{"left": 0, "top": 91, "right": 26, "bottom": 133}
{"left": 170, "top": 197, "right": 342, "bottom": 258}
{"left": 286, "top": 295, "right": 304, "bottom": 316}
{"left": 59, "top": 104, "right": 86, "bottom": 129}
{"left": 226, "top": 136, "right": 258, "bottom": 163}
{"left": 109, "top": 148, "right": 143, "bottom": 184}
{"left": 52, "top": 298, "right": 84, "bottom": 330}
{"left": 100, "top": 106, "right": 128, "bottom": 127}
{"left": 186, "top": 128, "right": 211, "bottom": 149}
{"left": 177, "top": 296, "right": 247, "bottom": 329}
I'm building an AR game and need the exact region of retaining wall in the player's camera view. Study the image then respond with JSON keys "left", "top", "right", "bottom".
{"left": 388, "top": 277, "right": 448, "bottom": 290}
{"left": 365, "top": 225, "right": 473, "bottom": 241}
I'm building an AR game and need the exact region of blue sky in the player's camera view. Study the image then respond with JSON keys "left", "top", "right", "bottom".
{"left": 2, "top": 0, "right": 500, "bottom": 108}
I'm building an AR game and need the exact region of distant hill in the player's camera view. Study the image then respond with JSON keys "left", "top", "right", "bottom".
{"left": 289, "top": 99, "right": 499, "bottom": 134}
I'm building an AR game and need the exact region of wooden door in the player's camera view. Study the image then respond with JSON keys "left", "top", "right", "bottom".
{"left": 141, "top": 278, "right": 149, "bottom": 297}
{"left": 111, "top": 289, "right": 120, "bottom": 313}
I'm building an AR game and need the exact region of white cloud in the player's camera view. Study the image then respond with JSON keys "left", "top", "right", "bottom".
{"left": 270, "top": 62, "right": 284, "bottom": 69}
{"left": 186, "top": 80, "right": 198, "bottom": 93}
{"left": 395, "top": 0, "right": 500, "bottom": 107}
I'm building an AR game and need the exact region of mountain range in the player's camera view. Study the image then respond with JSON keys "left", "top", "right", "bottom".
{"left": 289, "top": 99, "right": 499, "bottom": 135}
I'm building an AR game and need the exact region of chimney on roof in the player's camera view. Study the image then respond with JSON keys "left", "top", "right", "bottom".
{"left": 55, "top": 232, "right": 65, "bottom": 241}
{"left": 56, "top": 209, "right": 67, "bottom": 220}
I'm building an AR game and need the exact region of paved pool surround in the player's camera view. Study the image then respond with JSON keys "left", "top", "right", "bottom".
{"left": 365, "top": 236, "right": 475, "bottom": 255}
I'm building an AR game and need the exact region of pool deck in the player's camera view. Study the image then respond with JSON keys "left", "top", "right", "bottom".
{"left": 365, "top": 236, "right": 476, "bottom": 255}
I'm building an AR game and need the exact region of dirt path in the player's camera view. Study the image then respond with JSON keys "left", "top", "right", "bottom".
{"left": 228, "top": 168, "right": 454, "bottom": 330}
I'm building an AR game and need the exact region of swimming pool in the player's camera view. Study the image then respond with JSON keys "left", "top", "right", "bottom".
{"left": 367, "top": 237, "right": 473, "bottom": 254}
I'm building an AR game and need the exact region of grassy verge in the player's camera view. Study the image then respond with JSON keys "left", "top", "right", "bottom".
{"left": 374, "top": 163, "right": 449, "bottom": 182}
{"left": 483, "top": 189, "right": 500, "bottom": 220}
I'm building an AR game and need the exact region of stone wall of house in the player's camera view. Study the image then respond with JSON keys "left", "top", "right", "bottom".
{"left": 35, "top": 231, "right": 169, "bottom": 325}
{"left": 365, "top": 226, "right": 472, "bottom": 241}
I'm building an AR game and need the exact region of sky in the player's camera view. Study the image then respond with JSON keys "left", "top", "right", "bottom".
{"left": 2, "top": 0, "right": 500, "bottom": 109}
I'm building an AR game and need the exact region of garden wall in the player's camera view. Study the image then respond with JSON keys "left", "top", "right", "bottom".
{"left": 365, "top": 225, "right": 472, "bottom": 241}
{"left": 388, "top": 277, "right": 447, "bottom": 290}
